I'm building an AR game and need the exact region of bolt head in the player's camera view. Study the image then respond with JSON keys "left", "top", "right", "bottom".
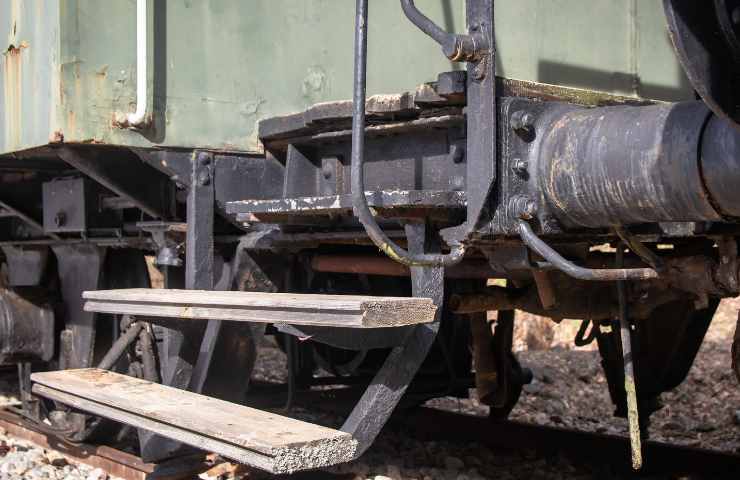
{"left": 511, "top": 110, "right": 535, "bottom": 132}
{"left": 197, "top": 152, "right": 212, "bottom": 166}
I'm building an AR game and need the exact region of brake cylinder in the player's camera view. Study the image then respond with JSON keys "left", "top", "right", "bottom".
{"left": 0, "top": 289, "right": 54, "bottom": 364}
{"left": 534, "top": 101, "right": 740, "bottom": 229}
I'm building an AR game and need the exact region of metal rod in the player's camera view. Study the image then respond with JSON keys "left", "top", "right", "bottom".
{"left": 616, "top": 246, "right": 643, "bottom": 470}
{"left": 400, "top": 0, "right": 481, "bottom": 61}
{"left": 614, "top": 226, "right": 665, "bottom": 271}
{"left": 97, "top": 321, "right": 145, "bottom": 371}
{"left": 400, "top": 0, "right": 454, "bottom": 47}
{"left": 351, "top": 0, "right": 464, "bottom": 267}
{"left": 311, "top": 254, "right": 500, "bottom": 278}
{"left": 517, "top": 220, "right": 658, "bottom": 281}
{"left": 139, "top": 325, "right": 159, "bottom": 383}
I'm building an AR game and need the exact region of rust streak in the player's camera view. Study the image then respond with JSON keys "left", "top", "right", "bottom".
{"left": 3, "top": 42, "right": 25, "bottom": 150}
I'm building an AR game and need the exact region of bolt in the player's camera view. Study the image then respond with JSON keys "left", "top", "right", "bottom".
{"left": 450, "top": 144, "right": 465, "bottom": 164}
{"left": 512, "top": 158, "right": 529, "bottom": 175}
{"left": 510, "top": 110, "right": 535, "bottom": 133}
{"left": 197, "top": 152, "right": 212, "bottom": 166}
{"left": 54, "top": 211, "right": 67, "bottom": 228}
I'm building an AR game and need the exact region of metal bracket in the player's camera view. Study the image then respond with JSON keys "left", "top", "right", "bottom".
{"left": 340, "top": 222, "right": 444, "bottom": 456}
{"left": 441, "top": 0, "right": 496, "bottom": 243}
{"left": 51, "top": 245, "right": 107, "bottom": 369}
{"left": 0, "top": 246, "right": 49, "bottom": 286}
{"left": 137, "top": 221, "right": 186, "bottom": 267}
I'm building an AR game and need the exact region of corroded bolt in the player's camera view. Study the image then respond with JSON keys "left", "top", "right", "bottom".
{"left": 520, "top": 200, "right": 537, "bottom": 219}
{"left": 510, "top": 110, "right": 535, "bottom": 133}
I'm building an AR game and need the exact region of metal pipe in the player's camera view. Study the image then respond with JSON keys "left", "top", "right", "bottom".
{"left": 517, "top": 220, "right": 658, "bottom": 281}
{"left": 351, "top": 0, "right": 464, "bottom": 267}
{"left": 310, "top": 254, "right": 499, "bottom": 278}
{"left": 97, "top": 321, "right": 144, "bottom": 371}
{"left": 400, "top": 0, "right": 453, "bottom": 48}
{"left": 115, "top": 0, "right": 149, "bottom": 129}
{"left": 616, "top": 246, "right": 643, "bottom": 470}
{"left": 614, "top": 226, "right": 664, "bottom": 272}
{"left": 400, "top": 0, "right": 482, "bottom": 61}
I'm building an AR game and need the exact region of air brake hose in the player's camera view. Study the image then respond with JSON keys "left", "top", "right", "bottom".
{"left": 351, "top": 0, "right": 465, "bottom": 267}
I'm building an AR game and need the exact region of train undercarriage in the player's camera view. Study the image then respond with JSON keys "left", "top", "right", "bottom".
{"left": 2, "top": 0, "right": 740, "bottom": 474}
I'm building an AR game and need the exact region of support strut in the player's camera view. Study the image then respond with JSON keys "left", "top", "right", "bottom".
{"left": 340, "top": 222, "right": 444, "bottom": 456}
{"left": 616, "top": 246, "right": 643, "bottom": 470}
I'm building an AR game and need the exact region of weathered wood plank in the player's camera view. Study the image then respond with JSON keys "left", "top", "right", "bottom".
{"left": 32, "top": 369, "right": 358, "bottom": 474}
{"left": 83, "top": 289, "right": 436, "bottom": 328}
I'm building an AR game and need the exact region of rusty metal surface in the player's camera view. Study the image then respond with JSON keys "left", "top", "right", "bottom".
{"left": 1, "top": 0, "right": 59, "bottom": 153}
{"left": 310, "top": 254, "right": 498, "bottom": 278}
{"left": 0, "top": 408, "right": 206, "bottom": 480}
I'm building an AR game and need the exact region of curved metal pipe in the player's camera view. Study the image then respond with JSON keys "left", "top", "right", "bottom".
{"left": 115, "top": 0, "right": 150, "bottom": 129}
{"left": 400, "top": 0, "right": 453, "bottom": 47}
{"left": 352, "top": 0, "right": 465, "bottom": 267}
{"left": 517, "top": 220, "right": 658, "bottom": 281}
{"left": 400, "top": 0, "right": 482, "bottom": 61}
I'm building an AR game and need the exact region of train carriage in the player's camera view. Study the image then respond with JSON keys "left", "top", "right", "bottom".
{"left": 1, "top": 0, "right": 739, "bottom": 473}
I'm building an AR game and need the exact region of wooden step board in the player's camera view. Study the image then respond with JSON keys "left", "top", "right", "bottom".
{"left": 32, "top": 369, "right": 358, "bottom": 474}
{"left": 83, "top": 289, "right": 436, "bottom": 328}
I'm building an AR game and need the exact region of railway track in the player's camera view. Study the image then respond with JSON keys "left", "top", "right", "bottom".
{"left": 2, "top": 389, "right": 739, "bottom": 479}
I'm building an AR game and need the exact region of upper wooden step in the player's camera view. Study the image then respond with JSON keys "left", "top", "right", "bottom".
{"left": 83, "top": 288, "right": 436, "bottom": 328}
{"left": 32, "top": 369, "right": 357, "bottom": 474}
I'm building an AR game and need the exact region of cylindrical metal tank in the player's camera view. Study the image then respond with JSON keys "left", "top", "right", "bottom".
{"left": 535, "top": 101, "right": 740, "bottom": 228}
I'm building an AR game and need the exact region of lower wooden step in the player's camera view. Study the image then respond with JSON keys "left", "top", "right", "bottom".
{"left": 83, "top": 288, "right": 436, "bottom": 328}
{"left": 31, "top": 369, "right": 357, "bottom": 474}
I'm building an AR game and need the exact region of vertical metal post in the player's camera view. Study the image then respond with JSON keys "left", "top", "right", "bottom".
{"left": 186, "top": 151, "right": 219, "bottom": 393}
{"left": 141, "top": 151, "right": 215, "bottom": 462}
{"left": 616, "top": 246, "right": 643, "bottom": 470}
{"left": 17, "top": 362, "right": 39, "bottom": 421}
{"left": 464, "top": 0, "right": 495, "bottom": 234}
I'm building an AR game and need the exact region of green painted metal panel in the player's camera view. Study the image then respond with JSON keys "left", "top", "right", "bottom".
{"left": 1, "top": 0, "right": 693, "bottom": 156}
{"left": 1, "top": 0, "right": 60, "bottom": 153}
{"left": 496, "top": 0, "right": 691, "bottom": 101}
